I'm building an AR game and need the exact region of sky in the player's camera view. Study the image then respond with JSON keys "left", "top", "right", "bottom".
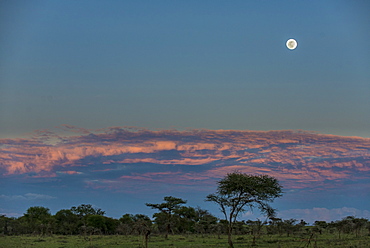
{"left": 1, "top": 0, "right": 370, "bottom": 224}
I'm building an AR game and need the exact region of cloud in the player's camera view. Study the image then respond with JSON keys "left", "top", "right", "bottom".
{"left": 57, "top": 170, "right": 83, "bottom": 175}
{"left": 0, "top": 208, "right": 23, "bottom": 217}
{"left": 0, "top": 193, "right": 56, "bottom": 201}
{"left": 1, "top": 127, "right": 370, "bottom": 192}
{"left": 278, "top": 207, "right": 370, "bottom": 224}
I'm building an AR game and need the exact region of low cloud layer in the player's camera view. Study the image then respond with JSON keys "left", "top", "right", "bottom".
{"left": 0, "top": 193, "right": 56, "bottom": 201}
{"left": 278, "top": 207, "right": 370, "bottom": 224}
{"left": 1, "top": 126, "right": 369, "bottom": 192}
{"left": 240, "top": 206, "right": 370, "bottom": 224}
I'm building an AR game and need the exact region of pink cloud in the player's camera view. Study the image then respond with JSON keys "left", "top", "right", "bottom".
{"left": 58, "top": 170, "right": 81, "bottom": 175}
{"left": 1, "top": 127, "right": 369, "bottom": 191}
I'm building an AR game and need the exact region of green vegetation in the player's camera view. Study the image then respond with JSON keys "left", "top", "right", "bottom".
{"left": 1, "top": 173, "right": 369, "bottom": 247}
{"left": 1, "top": 232, "right": 370, "bottom": 248}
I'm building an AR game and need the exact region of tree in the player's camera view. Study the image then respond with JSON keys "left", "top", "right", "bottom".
{"left": 351, "top": 217, "right": 368, "bottom": 237}
{"left": 267, "top": 217, "right": 283, "bottom": 235}
{"left": 0, "top": 215, "right": 10, "bottom": 235}
{"left": 70, "top": 204, "right": 105, "bottom": 218}
{"left": 103, "top": 216, "right": 119, "bottom": 235}
{"left": 131, "top": 214, "right": 152, "bottom": 248}
{"left": 331, "top": 216, "right": 369, "bottom": 238}
{"left": 118, "top": 213, "right": 152, "bottom": 247}
{"left": 23, "top": 206, "right": 53, "bottom": 235}
{"left": 70, "top": 204, "right": 105, "bottom": 235}
{"left": 206, "top": 172, "right": 283, "bottom": 248}
{"left": 246, "top": 219, "right": 264, "bottom": 245}
{"left": 281, "top": 218, "right": 297, "bottom": 237}
{"left": 313, "top": 220, "right": 328, "bottom": 234}
{"left": 174, "top": 206, "right": 197, "bottom": 233}
{"left": 86, "top": 215, "right": 107, "bottom": 234}
{"left": 54, "top": 209, "right": 79, "bottom": 235}
{"left": 146, "top": 196, "right": 187, "bottom": 239}
{"left": 194, "top": 207, "right": 218, "bottom": 235}
{"left": 118, "top": 214, "right": 135, "bottom": 234}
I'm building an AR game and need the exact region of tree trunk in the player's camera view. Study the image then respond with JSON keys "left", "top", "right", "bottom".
{"left": 165, "top": 223, "right": 170, "bottom": 239}
{"left": 227, "top": 225, "right": 234, "bottom": 248}
{"left": 4, "top": 219, "right": 8, "bottom": 235}
{"left": 252, "top": 235, "right": 256, "bottom": 246}
{"left": 143, "top": 230, "right": 150, "bottom": 248}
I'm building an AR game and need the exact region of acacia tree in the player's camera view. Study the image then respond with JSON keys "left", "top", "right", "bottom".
{"left": 146, "top": 196, "right": 186, "bottom": 239}
{"left": 206, "top": 172, "right": 283, "bottom": 248}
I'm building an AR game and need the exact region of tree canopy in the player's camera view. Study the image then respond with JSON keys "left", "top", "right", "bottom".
{"left": 206, "top": 172, "right": 283, "bottom": 248}
{"left": 146, "top": 196, "right": 187, "bottom": 238}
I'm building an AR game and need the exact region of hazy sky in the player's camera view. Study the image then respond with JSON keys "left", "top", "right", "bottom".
{"left": 1, "top": 0, "right": 370, "bottom": 223}
{"left": 1, "top": 0, "right": 370, "bottom": 138}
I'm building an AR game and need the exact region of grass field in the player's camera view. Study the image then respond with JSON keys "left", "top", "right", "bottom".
{"left": 1, "top": 233, "right": 369, "bottom": 248}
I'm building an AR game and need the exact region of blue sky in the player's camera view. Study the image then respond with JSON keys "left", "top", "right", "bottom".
{"left": 1, "top": 0, "right": 370, "bottom": 223}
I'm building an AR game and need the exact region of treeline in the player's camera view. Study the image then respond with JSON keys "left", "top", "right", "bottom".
{"left": 1, "top": 196, "right": 370, "bottom": 240}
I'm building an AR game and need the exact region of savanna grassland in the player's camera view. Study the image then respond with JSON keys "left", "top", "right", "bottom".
{"left": 1, "top": 175, "right": 369, "bottom": 248}
{"left": 1, "top": 232, "right": 370, "bottom": 248}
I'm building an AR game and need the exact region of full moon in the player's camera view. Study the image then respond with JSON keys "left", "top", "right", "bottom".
{"left": 286, "top": 39, "right": 297, "bottom": 50}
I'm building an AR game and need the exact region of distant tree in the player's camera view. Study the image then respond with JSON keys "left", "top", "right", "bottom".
{"left": 174, "top": 206, "right": 197, "bottom": 233}
{"left": 131, "top": 214, "right": 152, "bottom": 235}
{"left": 331, "top": 216, "right": 369, "bottom": 238}
{"left": 351, "top": 217, "right": 368, "bottom": 237}
{"left": 118, "top": 214, "right": 135, "bottom": 234}
{"left": 296, "top": 219, "right": 308, "bottom": 235}
{"left": 313, "top": 220, "right": 328, "bottom": 234}
{"left": 9, "top": 216, "right": 27, "bottom": 235}
{"left": 246, "top": 219, "right": 264, "bottom": 245}
{"left": 194, "top": 207, "right": 218, "bottom": 235}
{"left": 120, "top": 214, "right": 134, "bottom": 225}
{"left": 70, "top": 204, "right": 105, "bottom": 235}
{"left": 118, "top": 213, "right": 152, "bottom": 247}
{"left": 85, "top": 215, "right": 118, "bottom": 235}
{"left": 104, "top": 216, "right": 120, "bottom": 235}
{"left": 206, "top": 172, "right": 283, "bottom": 248}
{"left": 132, "top": 214, "right": 152, "bottom": 248}
{"left": 366, "top": 219, "right": 370, "bottom": 236}
{"left": 281, "top": 219, "right": 297, "bottom": 237}
{"left": 87, "top": 215, "right": 107, "bottom": 234}
{"left": 146, "top": 196, "right": 187, "bottom": 239}
{"left": 24, "top": 206, "right": 53, "bottom": 235}
{"left": 151, "top": 212, "right": 168, "bottom": 233}
{"left": 54, "top": 209, "right": 79, "bottom": 235}
{"left": 330, "top": 216, "right": 356, "bottom": 239}
{"left": 267, "top": 217, "right": 283, "bottom": 235}
{"left": 0, "top": 215, "right": 10, "bottom": 235}
{"left": 233, "top": 220, "right": 248, "bottom": 235}
{"left": 70, "top": 204, "right": 105, "bottom": 218}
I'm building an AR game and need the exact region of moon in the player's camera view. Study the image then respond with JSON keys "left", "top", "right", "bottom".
{"left": 286, "top": 39, "right": 297, "bottom": 50}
